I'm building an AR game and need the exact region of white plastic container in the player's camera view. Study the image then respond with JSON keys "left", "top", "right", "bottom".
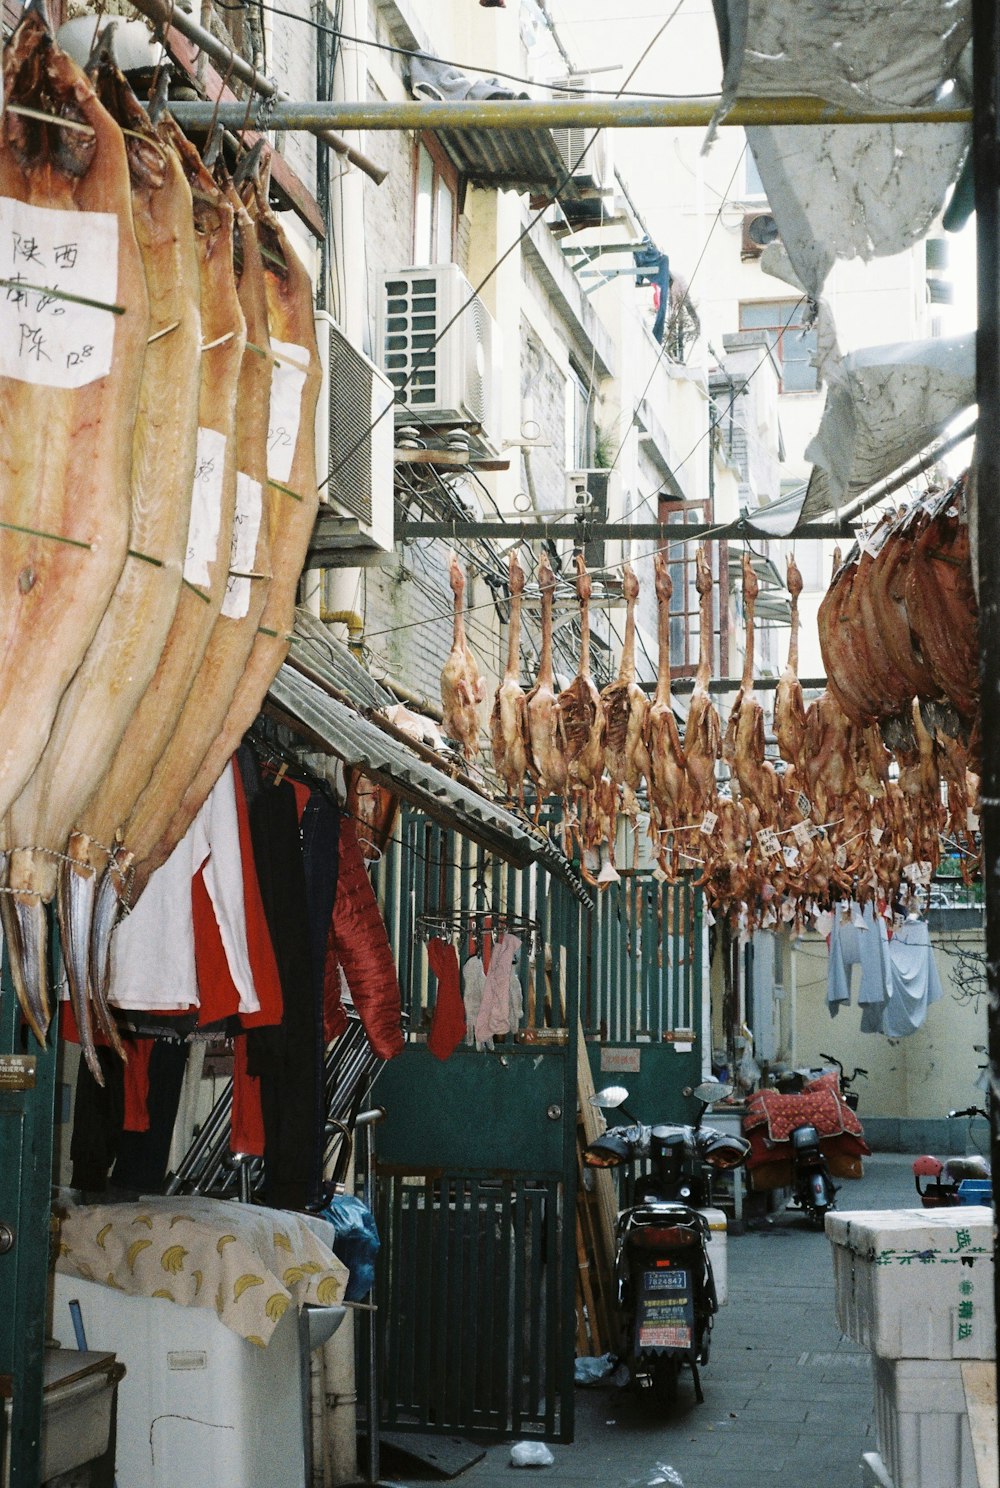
{"left": 873, "top": 1355, "right": 978, "bottom": 1488}
{"left": 50, "top": 1272, "right": 309, "bottom": 1488}
{"left": 827, "top": 1207, "right": 994, "bottom": 1360}
{"left": 697, "top": 1206, "right": 728, "bottom": 1306}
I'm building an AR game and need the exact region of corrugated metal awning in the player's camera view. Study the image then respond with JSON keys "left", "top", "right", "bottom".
{"left": 436, "top": 124, "right": 582, "bottom": 198}
{"left": 269, "top": 614, "right": 591, "bottom": 905}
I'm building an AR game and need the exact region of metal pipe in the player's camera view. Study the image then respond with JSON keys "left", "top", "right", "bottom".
{"left": 164, "top": 97, "right": 973, "bottom": 131}
{"left": 395, "top": 518, "right": 855, "bottom": 542}
{"left": 126, "top": 0, "right": 387, "bottom": 183}
{"left": 971, "top": 0, "right": 1000, "bottom": 1458}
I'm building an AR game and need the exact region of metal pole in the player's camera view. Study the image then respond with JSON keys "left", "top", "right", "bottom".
{"left": 125, "top": 0, "right": 387, "bottom": 184}
{"left": 164, "top": 97, "right": 973, "bottom": 132}
{"left": 392, "top": 519, "right": 856, "bottom": 543}
{"left": 971, "top": 0, "right": 1000, "bottom": 1469}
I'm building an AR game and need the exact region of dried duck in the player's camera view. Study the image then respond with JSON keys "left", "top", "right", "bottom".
{"left": 440, "top": 551, "right": 487, "bottom": 760}
{"left": 730, "top": 555, "right": 780, "bottom": 828}
{"left": 557, "top": 553, "right": 606, "bottom": 792}
{"left": 525, "top": 550, "right": 568, "bottom": 804}
{"left": 645, "top": 550, "right": 687, "bottom": 837}
{"left": 683, "top": 548, "right": 720, "bottom": 822}
{"left": 490, "top": 548, "right": 530, "bottom": 802}
{"left": 600, "top": 562, "right": 650, "bottom": 801}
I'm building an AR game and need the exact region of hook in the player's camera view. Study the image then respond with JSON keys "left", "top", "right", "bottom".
{"left": 202, "top": 121, "right": 225, "bottom": 169}
{"left": 233, "top": 136, "right": 266, "bottom": 188}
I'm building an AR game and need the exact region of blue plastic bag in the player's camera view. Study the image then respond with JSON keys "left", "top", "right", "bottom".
{"left": 321, "top": 1194, "right": 381, "bottom": 1301}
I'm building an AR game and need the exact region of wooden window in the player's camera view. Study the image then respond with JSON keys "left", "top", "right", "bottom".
{"left": 659, "top": 499, "right": 713, "bottom": 678}
{"left": 413, "top": 138, "right": 458, "bottom": 264}
{"left": 738, "top": 299, "right": 818, "bottom": 392}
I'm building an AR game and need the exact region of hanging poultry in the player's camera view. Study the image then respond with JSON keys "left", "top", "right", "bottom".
{"left": 729, "top": 554, "right": 780, "bottom": 828}
{"left": 557, "top": 552, "right": 606, "bottom": 792}
{"left": 645, "top": 550, "right": 687, "bottom": 837}
{"left": 0, "top": 13, "right": 150, "bottom": 1044}
{"left": 440, "top": 551, "right": 487, "bottom": 760}
{"left": 683, "top": 547, "right": 720, "bottom": 823}
{"left": 817, "top": 543, "right": 885, "bottom": 726}
{"left": 490, "top": 547, "right": 531, "bottom": 803}
{"left": 600, "top": 562, "right": 650, "bottom": 800}
{"left": 774, "top": 554, "right": 807, "bottom": 771}
{"left": 905, "top": 475, "right": 978, "bottom": 725}
{"left": 525, "top": 549, "right": 568, "bottom": 805}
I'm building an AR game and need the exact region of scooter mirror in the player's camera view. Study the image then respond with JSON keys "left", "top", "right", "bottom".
{"left": 693, "top": 1080, "right": 733, "bottom": 1105}
{"left": 590, "top": 1085, "right": 630, "bottom": 1110}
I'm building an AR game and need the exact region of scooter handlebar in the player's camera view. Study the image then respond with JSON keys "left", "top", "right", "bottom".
{"left": 948, "top": 1106, "right": 988, "bottom": 1120}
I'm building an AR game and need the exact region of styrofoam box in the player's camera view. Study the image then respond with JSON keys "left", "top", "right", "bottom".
{"left": 697, "top": 1206, "right": 728, "bottom": 1306}
{"left": 873, "top": 1355, "right": 978, "bottom": 1488}
{"left": 827, "top": 1207, "right": 994, "bottom": 1359}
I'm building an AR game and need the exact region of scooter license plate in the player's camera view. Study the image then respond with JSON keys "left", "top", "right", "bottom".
{"left": 636, "top": 1268, "right": 693, "bottom": 1350}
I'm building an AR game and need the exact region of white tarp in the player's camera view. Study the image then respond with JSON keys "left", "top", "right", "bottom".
{"left": 710, "top": 0, "right": 972, "bottom": 297}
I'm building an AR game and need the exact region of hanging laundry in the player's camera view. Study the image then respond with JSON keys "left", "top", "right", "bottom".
{"left": 110, "top": 765, "right": 259, "bottom": 1015}
{"left": 463, "top": 953, "right": 486, "bottom": 1047}
{"left": 475, "top": 934, "right": 522, "bottom": 1047}
{"left": 427, "top": 938, "right": 466, "bottom": 1061}
{"left": 826, "top": 900, "right": 890, "bottom": 1019}
{"left": 111, "top": 1040, "right": 190, "bottom": 1194}
{"left": 883, "top": 916, "right": 944, "bottom": 1037}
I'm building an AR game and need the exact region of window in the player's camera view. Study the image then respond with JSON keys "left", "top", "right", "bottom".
{"left": 739, "top": 299, "right": 818, "bottom": 393}
{"left": 743, "top": 147, "right": 767, "bottom": 201}
{"left": 659, "top": 501, "right": 713, "bottom": 677}
{"left": 565, "top": 366, "right": 592, "bottom": 470}
{"left": 413, "top": 139, "right": 457, "bottom": 264}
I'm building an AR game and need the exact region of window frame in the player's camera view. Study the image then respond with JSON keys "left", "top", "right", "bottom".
{"left": 657, "top": 497, "right": 715, "bottom": 679}
{"left": 738, "top": 298, "right": 818, "bottom": 394}
{"left": 412, "top": 135, "right": 459, "bottom": 265}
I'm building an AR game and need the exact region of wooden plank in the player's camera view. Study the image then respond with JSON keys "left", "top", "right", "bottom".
{"left": 164, "top": 28, "right": 325, "bottom": 240}
{"left": 961, "top": 1361, "right": 997, "bottom": 1488}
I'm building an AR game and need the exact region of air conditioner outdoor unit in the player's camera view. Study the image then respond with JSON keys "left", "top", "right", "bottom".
{"left": 315, "top": 311, "right": 395, "bottom": 556}
{"left": 549, "top": 75, "right": 614, "bottom": 192}
{"left": 376, "top": 264, "right": 501, "bottom": 452}
{"left": 742, "top": 210, "right": 780, "bottom": 259}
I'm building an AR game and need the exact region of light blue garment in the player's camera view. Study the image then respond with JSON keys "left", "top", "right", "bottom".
{"left": 827, "top": 902, "right": 891, "bottom": 1022}
{"left": 883, "top": 916, "right": 944, "bottom": 1038}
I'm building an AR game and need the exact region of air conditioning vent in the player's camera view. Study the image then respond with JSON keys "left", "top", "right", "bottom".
{"left": 741, "top": 211, "right": 780, "bottom": 259}
{"left": 548, "top": 74, "right": 613, "bottom": 192}
{"left": 377, "top": 264, "right": 500, "bottom": 451}
{"left": 315, "top": 312, "right": 394, "bottom": 558}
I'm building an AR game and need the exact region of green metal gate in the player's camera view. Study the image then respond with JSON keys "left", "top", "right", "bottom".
{"left": 582, "top": 874, "right": 705, "bottom": 1124}
{"left": 370, "top": 808, "right": 586, "bottom": 1442}
{"left": 0, "top": 930, "right": 61, "bottom": 1486}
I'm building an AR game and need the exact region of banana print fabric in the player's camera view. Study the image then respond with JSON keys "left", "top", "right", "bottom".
{"left": 55, "top": 1195, "right": 347, "bottom": 1346}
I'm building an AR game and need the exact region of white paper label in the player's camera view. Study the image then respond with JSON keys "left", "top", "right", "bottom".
{"left": 870, "top": 825, "right": 884, "bottom": 846}
{"left": 792, "top": 820, "right": 813, "bottom": 849}
{"left": 222, "top": 472, "right": 264, "bottom": 619}
{"left": 835, "top": 844, "right": 848, "bottom": 868}
{"left": 267, "top": 339, "right": 309, "bottom": 483}
{"left": 783, "top": 844, "right": 800, "bottom": 867}
{"left": 968, "top": 808, "right": 981, "bottom": 833}
{"left": 183, "top": 427, "right": 227, "bottom": 586}
{"left": 0, "top": 197, "right": 120, "bottom": 388}
{"left": 757, "top": 828, "right": 781, "bottom": 858}
{"left": 796, "top": 792, "right": 812, "bottom": 820}
{"left": 904, "top": 860, "right": 933, "bottom": 885}
{"left": 700, "top": 810, "right": 718, "bottom": 836}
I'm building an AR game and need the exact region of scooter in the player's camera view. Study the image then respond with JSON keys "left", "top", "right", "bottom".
{"left": 787, "top": 1120, "right": 838, "bottom": 1228}
{"left": 818, "top": 1053, "right": 868, "bottom": 1111}
{"left": 913, "top": 1103, "right": 991, "bottom": 1207}
{"left": 583, "top": 1081, "right": 749, "bottom": 1408}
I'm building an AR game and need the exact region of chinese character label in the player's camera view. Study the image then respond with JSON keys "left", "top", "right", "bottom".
{"left": 796, "top": 792, "right": 812, "bottom": 820}
{"left": 792, "top": 820, "right": 812, "bottom": 849}
{"left": 757, "top": 828, "right": 781, "bottom": 858}
{"left": 700, "top": 810, "right": 718, "bottom": 837}
{"left": 266, "top": 339, "right": 309, "bottom": 485}
{"left": 184, "top": 427, "right": 228, "bottom": 586}
{"left": 0, "top": 196, "right": 118, "bottom": 388}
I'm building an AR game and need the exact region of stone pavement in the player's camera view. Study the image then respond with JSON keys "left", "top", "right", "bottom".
{"left": 381, "top": 1153, "right": 922, "bottom": 1488}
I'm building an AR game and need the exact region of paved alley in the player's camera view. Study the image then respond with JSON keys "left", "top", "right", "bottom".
{"left": 386, "top": 1154, "right": 921, "bottom": 1488}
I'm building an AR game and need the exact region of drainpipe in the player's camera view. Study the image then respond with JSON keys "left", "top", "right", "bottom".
{"left": 321, "top": 609, "right": 365, "bottom": 658}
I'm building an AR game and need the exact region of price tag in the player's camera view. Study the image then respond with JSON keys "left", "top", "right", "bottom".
{"left": 968, "top": 808, "right": 981, "bottom": 833}
{"left": 783, "top": 844, "right": 800, "bottom": 867}
{"left": 266, "top": 339, "right": 309, "bottom": 483}
{"left": 792, "top": 820, "right": 813, "bottom": 849}
{"left": 757, "top": 828, "right": 781, "bottom": 858}
{"left": 904, "top": 861, "right": 932, "bottom": 885}
{"left": 184, "top": 427, "right": 227, "bottom": 586}
{"left": 700, "top": 810, "right": 718, "bottom": 836}
{"left": 796, "top": 792, "right": 812, "bottom": 820}
{"left": 870, "top": 825, "right": 884, "bottom": 846}
{"left": 835, "top": 843, "right": 847, "bottom": 868}
{"left": 0, "top": 197, "right": 119, "bottom": 388}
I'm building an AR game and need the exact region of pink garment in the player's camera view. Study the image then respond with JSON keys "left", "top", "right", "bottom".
{"left": 475, "top": 934, "right": 520, "bottom": 1045}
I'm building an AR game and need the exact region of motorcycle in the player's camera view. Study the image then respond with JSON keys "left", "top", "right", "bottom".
{"left": 913, "top": 1103, "right": 991, "bottom": 1207}
{"left": 818, "top": 1053, "right": 868, "bottom": 1111}
{"left": 787, "top": 1118, "right": 839, "bottom": 1228}
{"left": 583, "top": 1080, "right": 750, "bottom": 1408}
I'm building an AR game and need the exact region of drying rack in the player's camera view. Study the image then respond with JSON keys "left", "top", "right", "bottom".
{"left": 414, "top": 910, "right": 540, "bottom": 947}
